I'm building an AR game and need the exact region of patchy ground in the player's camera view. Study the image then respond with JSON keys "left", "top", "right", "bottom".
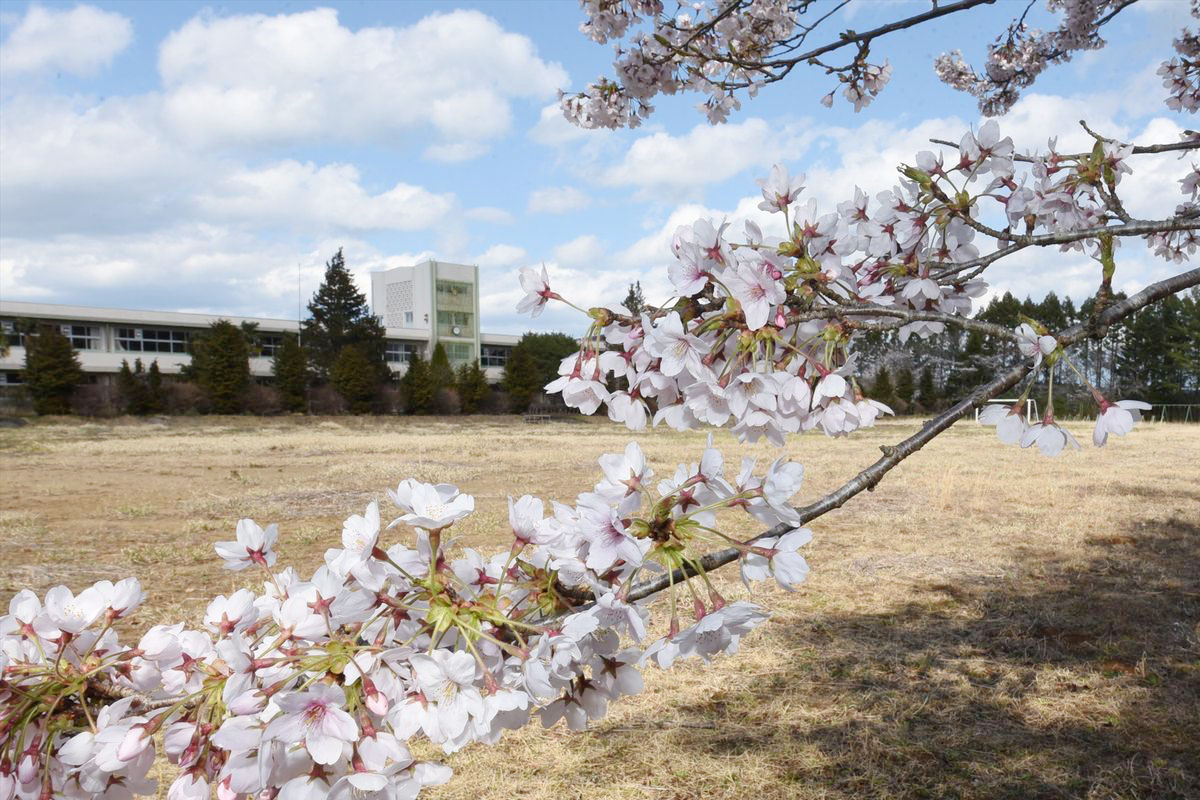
{"left": 2, "top": 415, "right": 1198, "bottom": 799}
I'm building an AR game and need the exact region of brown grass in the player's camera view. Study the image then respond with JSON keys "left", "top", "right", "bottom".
{"left": 2, "top": 415, "right": 1198, "bottom": 799}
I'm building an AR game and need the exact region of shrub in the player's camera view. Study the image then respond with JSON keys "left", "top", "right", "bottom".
{"left": 372, "top": 385, "right": 404, "bottom": 415}
{"left": 431, "top": 386, "right": 461, "bottom": 415}
{"left": 242, "top": 384, "right": 282, "bottom": 415}
{"left": 70, "top": 384, "right": 120, "bottom": 417}
{"left": 165, "top": 382, "right": 209, "bottom": 415}
{"left": 308, "top": 385, "right": 347, "bottom": 415}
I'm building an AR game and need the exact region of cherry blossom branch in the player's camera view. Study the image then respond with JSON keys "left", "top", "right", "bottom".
{"left": 789, "top": 303, "right": 1020, "bottom": 341}
{"left": 932, "top": 216, "right": 1200, "bottom": 279}
{"left": 740, "top": 0, "right": 996, "bottom": 74}
{"left": 625, "top": 266, "right": 1200, "bottom": 603}
{"left": 979, "top": 215, "right": 1198, "bottom": 246}
{"left": 928, "top": 131, "right": 1200, "bottom": 163}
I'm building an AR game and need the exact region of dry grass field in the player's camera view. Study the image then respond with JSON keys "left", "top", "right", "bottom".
{"left": 1, "top": 414, "right": 1198, "bottom": 799}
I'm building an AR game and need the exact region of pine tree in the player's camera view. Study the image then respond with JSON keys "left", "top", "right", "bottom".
{"left": 22, "top": 325, "right": 82, "bottom": 415}
{"left": 870, "top": 366, "right": 896, "bottom": 406}
{"left": 146, "top": 361, "right": 165, "bottom": 414}
{"left": 623, "top": 281, "right": 646, "bottom": 314}
{"left": 116, "top": 360, "right": 138, "bottom": 414}
{"left": 894, "top": 366, "right": 915, "bottom": 408}
{"left": 192, "top": 320, "right": 250, "bottom": 413}
{"left": 502, "top": 345, "right": 540, "bottom": 413}
{"left": 455, "top": 361, "right": 490, "bottom": 414}
{"left": 400, "top": 351, "right": 434, "bottom": 414}
{"left": 302, "top": 249, "right": 388, "bottom": 381}
{"left": 330, "top": 345, "right": 377, "bottom": 414}
{"left": 917, "top": 366, "right": 939, "bottom": 410}
{"left": 273, "top": 333, "right": 308, "bottom": 412}
{"left": 429, "top": 343, "right": 455, "bottom": 394}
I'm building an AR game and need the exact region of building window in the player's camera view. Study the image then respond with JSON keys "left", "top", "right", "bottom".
{"left": 60, "top": 325, "right": 101, "bottom": 351}
{"left": 436, "top": 311, "right": 473, "bottom": 338}
{"left": 385, "top": 341, "right": 420, "bottom": 363}
{"left": 481, "top": 345, "right": 510, "bottom": 367}
{"left": 436, "top": 280, "right": 473, "bottom": 306}
{"left": 0, "top": 371, "right": 22, "bottom": 385}
{"left": 116, "top": 327, "right": 190, "bottom": 353}
{"left": 258, "top": 335, "right": 284, "bottom": 357}
{"left": 0, "top": 320, "right": 14, "bottom": 335}
{"left": 444, "top": 342, "right": 473, "bottom": 365}
{"left": 404, "top": 311, "right": 414, "bottom": 326}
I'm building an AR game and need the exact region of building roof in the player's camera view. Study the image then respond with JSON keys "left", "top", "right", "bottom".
{"left": 0, "top": 300, "right": 522, "bottom": 345}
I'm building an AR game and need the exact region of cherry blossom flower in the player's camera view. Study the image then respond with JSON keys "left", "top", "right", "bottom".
{"left": 265, "top": 684, "right": 358, "bottom": 765}
{"left": 409, "top": 650, "right": 484, "bottom": 746}
{"left": 979, "top": 402, "right": 1030, "bottom": 445}
{"left": 214, "top": 519, "right": 278, "bottom": 571}
{"left": 1093, "top": 399, "right": 1152, "bottom": 447}
{"left": 396, "top": 483, "right": 475, "bottom": 531}
{"left": 516, "top": 264, "right": 554, "bottom": 317}
{"left": 44, "top": 584, "right": 105, "bottom": 634}
{"left": 757, "top": 164, "right": 805, "bottom": 213}
{"left": 1021, "top": 418, "right": 1082, "bottom": 457}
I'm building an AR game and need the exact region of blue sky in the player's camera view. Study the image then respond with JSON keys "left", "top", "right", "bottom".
{"left": 0, "top": 0, "right": 1193, "bottom": 336}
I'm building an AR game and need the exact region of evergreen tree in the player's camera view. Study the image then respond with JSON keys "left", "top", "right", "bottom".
{"left": 191, "top": 320, "right": 250, "bottom": 413}
{"left": 894, "top": 366, "right": 915, "bottom": 408}
{"left": 400, "top": 351, "right": 434, "bottom": 414}
{"left": 273, "top": 333, "right": 308, "bottom": 413}
{"left": 870, "top": 366, "right": 896, "bottom": 406}
{"left": 116, "top": 360, "right": 139, "bottom": 414}
{"left": 455, "top": 361, "right": 490, "bottom": 414}
{"left": 302, "top": 249, "right": 388, "bottom": 381}
{"left": 917, "top": 366, "right": 939, "bottom": 410}
{"left": 429, "top": 343, "right": 455, "bottom": 394}
{"left": 623, "top": 281, "right": 646, "bottom": 314}
{"left": 330, "top": 345, "right": 377, "bottom": 414}
{"left": 502, "top": 345, "right": 540, "bottom": 413}
{"left": 146, "top": 361, "right": 165, "bottom": 414}
{"left": 22, "top": 325, "right": 82, "bottom": 415}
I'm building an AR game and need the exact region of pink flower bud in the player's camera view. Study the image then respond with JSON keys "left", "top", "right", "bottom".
{"left": 17, "top": 753, "right": 37, "bottom": 785}
{"left": 364, "top": 688, "right": 388, "bottom": 716}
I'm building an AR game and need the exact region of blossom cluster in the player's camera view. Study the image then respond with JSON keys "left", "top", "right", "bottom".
{"left": 1, "top": 441, "right": 812, "bottom": 800}
{"left": 520, "top": 120, "right": 1186, "bottom": 445}
{"left": 1158, "top": 1, "right": 1200, "bottom": 113}
{"left": 562, "top": 0, "right": 1161, "bottom": 127}
{"left": 565, "top": 0, "right": 802, "bottom": 127}
{"left": 934, "top": 0, "right": 1128, "bottom": 116}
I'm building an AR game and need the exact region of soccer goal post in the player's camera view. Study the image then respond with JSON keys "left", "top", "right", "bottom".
{"left": 975, "top": 398, "right": 1038, "bottom": 423}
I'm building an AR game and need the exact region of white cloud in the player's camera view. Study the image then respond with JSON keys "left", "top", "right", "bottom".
{"left": 552, "top": 234, "right": 605, "bottom": 268}
{"left": 194, "top": 160, "right": 457, "bottom": 232}
{"left": 476, "top": 244, "right": 526, "bottom": 268}
{"left": 528, "top": 185, "right": 591, "bottom": 214}
{"left": 599, "top": 118, "right": 807, "bottom": 199}
{"left": 0, "top": 4, "right": 132, "bottom": 76}
{"left": 529, "top": 103, "right": 594, "bottom": 146}
{"left": 158, "top": 8, "right": 567, "bottom": 157}
{"left": 465, "top": 206, "right": 516, "bottom": 225}
{"left": 0, "top": 226, "right": 437, "bottom": 319}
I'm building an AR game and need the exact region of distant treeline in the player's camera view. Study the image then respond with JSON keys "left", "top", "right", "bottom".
{"left": 857, "top": 287, "right": 1200, "bottom": 416}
